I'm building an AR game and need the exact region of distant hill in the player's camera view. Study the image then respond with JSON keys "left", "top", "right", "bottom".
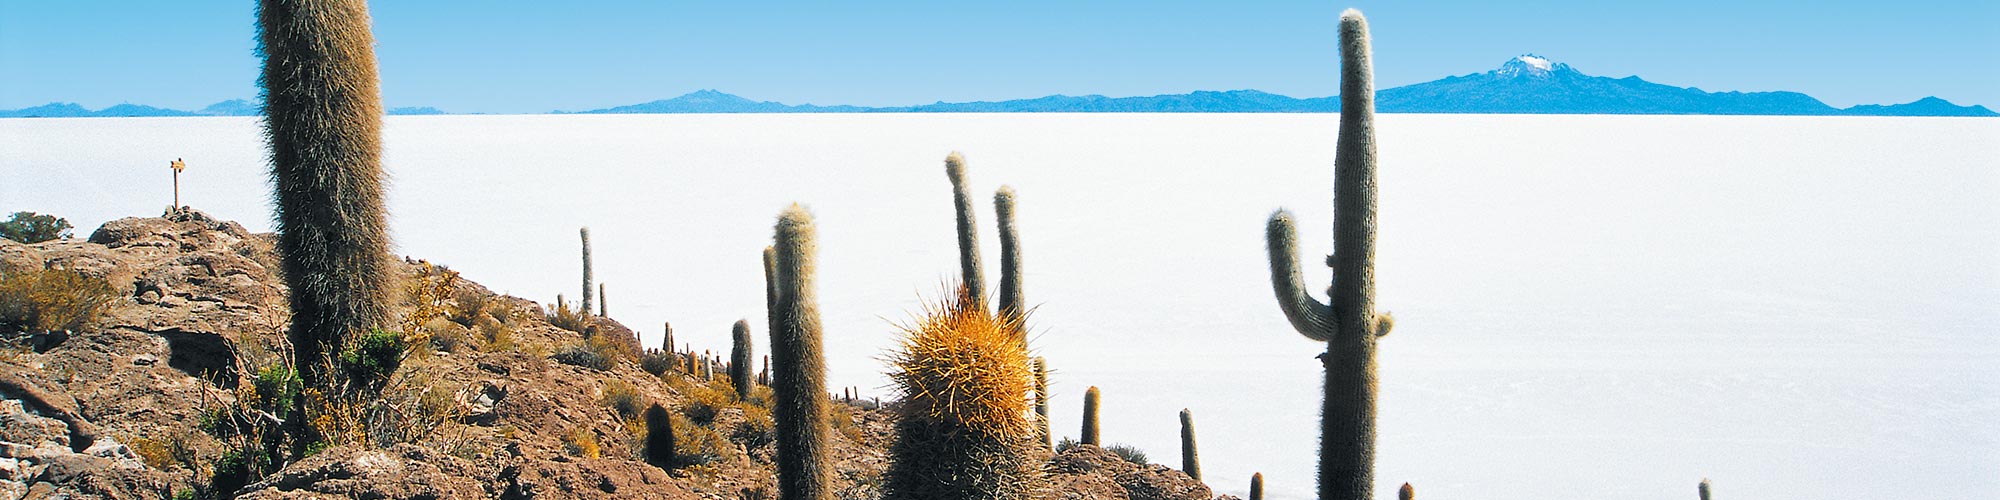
{"left": 6, "top": 56, "right": 1993, "bottom": 117}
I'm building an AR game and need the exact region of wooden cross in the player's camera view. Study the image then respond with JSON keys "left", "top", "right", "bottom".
{"left": 170, "top": 158, "right": 186, "bottom": 208}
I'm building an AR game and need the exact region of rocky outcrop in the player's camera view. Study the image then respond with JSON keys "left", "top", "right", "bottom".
{"left": 1049, "top": 444, "right": 1214, "bottom": 500}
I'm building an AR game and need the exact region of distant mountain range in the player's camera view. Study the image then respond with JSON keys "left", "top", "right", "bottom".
{"left": 6, "top": 56, "right": 1992, "bottom": 117}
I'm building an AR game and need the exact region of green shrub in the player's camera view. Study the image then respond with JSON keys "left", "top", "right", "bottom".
{"left": 602, "top": 380, "right": 642, "bottom": 421}
{"left": 639, "top": 349, "right": 676, "bottom": 376}
{"left": 339, "top": 329, "right": 406, "bottom": 390}
{"left": 0, "top": 264, "right": 118, "bottom": 334}
{"left": 252, "top": 365, "right": 301, "bottom": 420}
{"left": 0, "top": 212, "right": 71, "bottom": 243}
{"left": 551, "top": 343, "right": 611, "bottom": 370}
{"left": 1106, "top": 443, "right": 1148, "bottom": 465}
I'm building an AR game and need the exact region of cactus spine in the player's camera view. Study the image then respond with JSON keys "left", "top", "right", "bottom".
{"left": 770, "top": 205, "right": 832, "bottom": 500}
{"left": 1179, "top": 408, "right": 1201, "bottom": 481}
{"left": 1033, "top": 356, "right": 1050, "bottom": 449}
{"left": 258, "top": 0, "right": 392, "bottom": 422}
{"left": 1080, "top": 386, "right": 1101, "bottom": 446}
{"left": 580, "top": 227, "right": 594, "bottom": 317}
{"left": 944, "top": 152, "right": 986, "bottom": 304}
{"left": 994, "top": 186, "right": 1023, "bottom": 324}
{"left": 644, "top": 403, "right": 674, "bottom": 469}
{"left": 1698, "top": 479, "right": 1711, "bottom": 500}
{"left": 1263, "top": 9, "right": 1395, "bottom": 500}
{"left": 731, "top": 319, "right": 754, "bottom": 400}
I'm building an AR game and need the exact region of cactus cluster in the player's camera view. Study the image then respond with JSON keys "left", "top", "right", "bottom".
{"left": 1263, "top": 9, "right": 1397, "bottom": 500}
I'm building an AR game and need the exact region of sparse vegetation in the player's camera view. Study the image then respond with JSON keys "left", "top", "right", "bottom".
{"left": 0, "top": 263, "right": 118, "bottom": 334}
{"left": 602, "top": 379, "right": 643, "bottom": 421}
{"left": 1105, "top": 444, "right": 1148, "bottom": 465}
{"left": 339, "top": 329, "right": 407, "bottom": 391}
{"left": 0, "top": 211, "right": 72, "bottom": 243}
{"left": 564, "top": 426, "right": 601, "bottom": 458}
{"left": 552, "top": 342, "right": 613, "bottom": 370}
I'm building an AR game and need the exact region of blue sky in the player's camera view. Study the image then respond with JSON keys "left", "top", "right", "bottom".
{"left": 2, "top": 1, "right": 1995, "bottom": 113}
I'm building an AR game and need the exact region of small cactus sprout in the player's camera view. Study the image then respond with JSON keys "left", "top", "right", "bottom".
{"left": 1033, "top": 356, "right": 1050, "bottom": 449}
{"left": 580, "top": 227, "right": 594, "bottom": 317}
{"left": 1080, "top": 386, "right": 1101, "bottom": 446}
{"left": 1262, "top": 9, "right": 1395, "bottom": 500}
{"left": 994, "top": 185, "right": 1024, "bottom": 325}
{"left": 883, "top": 289, "right": 1042, "bottom": 500}
{"left": 944, "top": 152, "right": 986, "bottom": 305}
{"left": 259, "top": 0, "right": 394, "bottom": 432}
{"left": 1399, "top": 483, "right": 1414, "bottom": 500}
{"left": 770, "top": 204, "right": 833, "bottom": 500}
{"left": 1180, "top": 408, "right": 1201, "bottom": 481}
{"left": 644, "top": 403, "right": 675, "bottom": 469}
{"left": 731, "top": 319, "right": 754, "bottom": 400}
{"left": 1698, "top": 478, "right": 1712, "bottom": 500}
{"left": 1250, "top": 473, "right": 1265, "bottom": 500}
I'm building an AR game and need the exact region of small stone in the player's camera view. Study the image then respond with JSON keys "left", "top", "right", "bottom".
{"left": 132, "top": 355, "right": 158, "bottom": 366}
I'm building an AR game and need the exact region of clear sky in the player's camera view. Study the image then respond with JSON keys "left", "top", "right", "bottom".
{"left": 3, "top": 1, "right": 1995, "bottom": 113}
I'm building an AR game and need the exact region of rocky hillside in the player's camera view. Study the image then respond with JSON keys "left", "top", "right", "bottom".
{"left": 0, "top": 209, "right": 1219, "bottom": 499}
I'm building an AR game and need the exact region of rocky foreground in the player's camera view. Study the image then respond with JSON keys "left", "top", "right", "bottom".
{"left": 0, "top": 209, "right": 1217, "bottom": 499}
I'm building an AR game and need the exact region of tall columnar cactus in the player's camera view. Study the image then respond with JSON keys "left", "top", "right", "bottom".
{"left": 258, "top": 0, "right": 392, "bottom": 403}
{"left": 1179, "top": 409, "right": 1201, "bottom": 481}
{"left": 944, "top": 152, "right": 986, "bottom": 304}
{"left": 1698, "top": 479, "right": 1712, "bottom": 500}
{"left": 1080, "top": 386, "right": 1101, "bottom": 446}
{"left": 994, "top": 186, "right": 1024, "bottom": 324}
{"left": 580, "top": 226, "right": 594, "bottom": 317}
{"left": 731, "top": 319, "right": 754, "bottom": 400}
{"left": 1251, "top": 473, "right": 1266, "bottom": 500}
{"left": 883, "top": 292, "right": 1042, "bottom": 500}
{"left": 1399, "top": 483, "right": 1414, "bottom": 500}
{"left": 770, "top": 205, "right": 833, "bottom": 500}
{"left": 644, "top": 403, "right": 675, "bottom": 469}
{"left": 1033, "top": 356, "right": 1050, "bottom": 449}
{"left": 763, "top": 246, "right": 778, "bottom": 343}
{"left": 1263, "top": 9, "right": 1396, "bottom": 500}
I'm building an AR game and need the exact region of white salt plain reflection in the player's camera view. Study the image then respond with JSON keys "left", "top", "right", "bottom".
{"left": 4, "top": 114, "right": 1996, "bottom": 500}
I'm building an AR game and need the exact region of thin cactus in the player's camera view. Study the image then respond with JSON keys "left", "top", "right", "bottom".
{"left": 1033, "top": 356, "right": 1050, "bottom": 450}
{"left": 1180, "top": 408, "right": 1201, "bottom": 481}
{"left": 994, "top": 186, "right": 1024, "bottom": 325}
{"left": 258, "top": 0, "right": 394, "bottom": 451}
{"left": 763, "top": 245, "right": 778, "bottom": 350}
{"left": 1080, "top": 386, "right": 1101, "bottom": 446}
{"left": 1698, "top": 479, "right": 1712, "bottom": 500}
{"left": 599, "top": 282, "right": 606, "bottom": 317}
{"left": 770, "top": 205, "right": 833, "bottom": 500}
{"left": 580, "top": 227, "right": 593, "bottom": 317}
{"left": 944, "top": 152, "right": 986, "bottom": 304}
{"left": 1263, "top": 9, "right": 1395, "bottom": 500}
{"left": 1251, "top": 473, "right": 1265, "bottom": 500}
{"left": 732, "top": 319, "right": 754, "bottom": 400}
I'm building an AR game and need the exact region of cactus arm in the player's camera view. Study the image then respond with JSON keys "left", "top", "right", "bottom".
{"left": 1374, "top": 311, "right": 1395, "bottom": 337}
{"left": 1266, "top": 210, "right": 1335, "bottom": 342}
{"left": 944, "top": 152, "right": 985, "bottom": 304}
{"left": 995, "top": 185, "right": 1023, "bottom": 324}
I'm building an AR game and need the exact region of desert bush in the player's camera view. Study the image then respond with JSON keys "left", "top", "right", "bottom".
{"left": 639, "top": 349, "right": 676, "bottom": 376}
{"left": 0, "top": 211, "right": 71, "bottom": 243}
{"left": 670, "top": 412, "right": 729, "bottom": 466}
{"left": 339, "top": 329, "right": 406, "bottom": 390}
{"left": 1055, "top": 436, "right": 1078, "bottom": 453}
{"left": 586, "top": 327, "right": 640, "bottom": 364}
{"left": 0, "top": 263, "right": 118, "bottom": 334}
{"left": 564, "top": 426, "right": 601, "bottom": 459}
{"left": 1106, "top": 443, "right": 1148, "bottom": 465}
{"left": 551, "top": 342, "right": 612, "bottom": 371}
{"left": 602, "top": 379, "right": 643, "bottom": 421}
{"left": 447, "top": 286, "right": 496, "bottom": 328}
{"left": 427, "top": 317, "right": 473, "bottom": 354}
{"left": 731, "top": 405, "right": 776, "bottom": 450}
{"left": 546, "top": 297, "right": 590, "bottom": 334}
{"left": 475, "top": 314, "right": 514, "bottom": 352}
{"left": 681, "top": 378, "right": 737, "bottom": 426}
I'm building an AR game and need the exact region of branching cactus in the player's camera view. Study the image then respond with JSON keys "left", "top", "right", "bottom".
{"left": 258, "top": 0, "right": 393, "bottom": 427}
{"left": 994, "top": 186, "right": 1024, "bottom": 325}
{"left": 1080, "top": 386, "right": 1101, "bottom": 446}
{"left": 732, "top": 319, "right": 754, "bottom": 400}
{"left": 770, "top": 205, "right": 833, "bottom": 500}
{"left": 1251, "top": 473, "right": 1266, "bottom": 500}
{"left": 1180, "top": 409, "right": 1201, "bottom": 481}
{"left": 1263, "top": 9, "right": 1395, "bottom": 500}
{"left": 580, "top": 227, "right": 594, "bottom": 317}
{"left": 944, "top": 152, "right": 986, "bottom": 304}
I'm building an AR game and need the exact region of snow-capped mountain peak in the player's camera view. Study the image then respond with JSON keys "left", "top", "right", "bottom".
{"left": 1496, "top": 54, "right": 1572, "bottom": 78}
